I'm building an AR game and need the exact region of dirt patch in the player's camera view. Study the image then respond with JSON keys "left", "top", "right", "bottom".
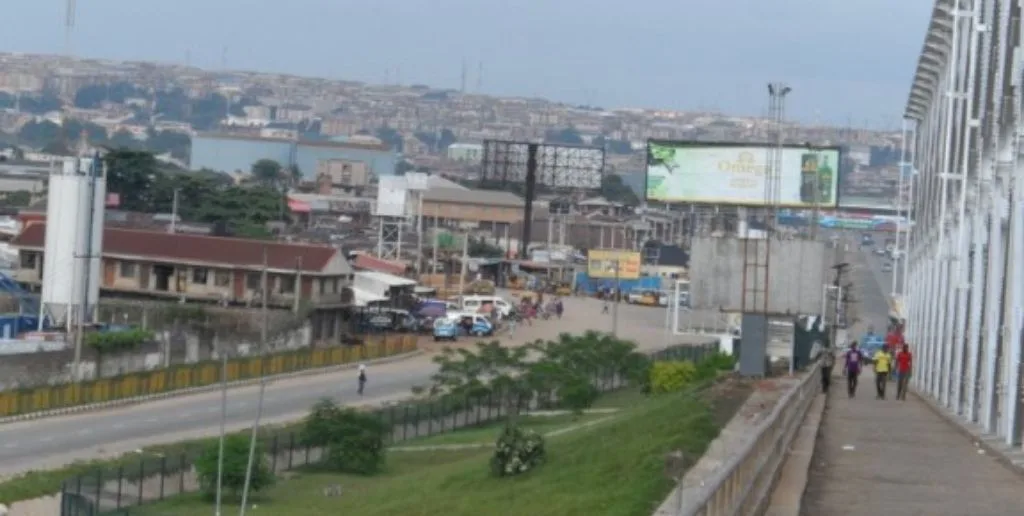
{"left": 705, "top": 376, "right": 755, "bottom": 427}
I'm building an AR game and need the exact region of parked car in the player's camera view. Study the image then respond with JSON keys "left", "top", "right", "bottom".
{"left": 432, "top": 319, "right": 459, "bottom": 341}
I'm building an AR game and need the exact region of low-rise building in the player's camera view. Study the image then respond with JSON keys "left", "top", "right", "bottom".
{"left": 12, "top": 226, "right": 355, "bottom": 343}
{"left": 423, "top": 187, "right": 524, "bottom": 230}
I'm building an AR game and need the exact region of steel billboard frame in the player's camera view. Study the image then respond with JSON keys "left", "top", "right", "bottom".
{"left": 644, "top": 139, "right": 844, "bottom": 208}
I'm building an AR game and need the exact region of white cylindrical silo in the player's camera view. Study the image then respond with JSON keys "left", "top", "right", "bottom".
{"left": 40, "top": 157, "right": 106, "bottom": 328}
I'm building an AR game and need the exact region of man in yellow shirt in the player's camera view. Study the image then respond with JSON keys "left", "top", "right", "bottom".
{"left": 872, "top": 345, "right": 893, "bottom": 399}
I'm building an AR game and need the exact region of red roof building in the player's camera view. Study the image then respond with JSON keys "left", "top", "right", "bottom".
{"left": 12, "top": 224, "right": 353, "bottom": 311}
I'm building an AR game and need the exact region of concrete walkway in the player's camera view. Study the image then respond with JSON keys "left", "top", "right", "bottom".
{"left": 801, "top": 380, "right": 1024, "bottom": 516}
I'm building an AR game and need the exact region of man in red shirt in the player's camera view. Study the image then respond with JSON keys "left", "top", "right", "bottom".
{"left": 894, "top": 344, "right": 912, "bottom": 400}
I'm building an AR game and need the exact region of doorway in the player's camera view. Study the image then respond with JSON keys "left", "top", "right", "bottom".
{"left": 153, "top": 264, "right": 174, "bottom": 292}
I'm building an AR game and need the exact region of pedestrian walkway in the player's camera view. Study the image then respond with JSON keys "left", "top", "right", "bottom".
{"left": 801, "top": 377, "right": 1024, "bottom": 516}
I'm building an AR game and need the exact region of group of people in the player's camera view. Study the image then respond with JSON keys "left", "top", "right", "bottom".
{"left": 820, "top": 340, "right": 913, "bottom": 400}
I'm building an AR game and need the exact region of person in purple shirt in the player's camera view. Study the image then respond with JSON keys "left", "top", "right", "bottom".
{"left": 843, "top": 341, "right": 864, "bottom": 398}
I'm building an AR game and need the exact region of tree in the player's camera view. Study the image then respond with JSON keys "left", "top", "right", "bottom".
{"left": 544, "top": 127, "right": 583, "bottom": 145}
{"left": 394, "top": 159, "right": 415, "bottom": 175}
{"left": 17, "top": 120, "right": 62, "bottom": 149}
{"left": 601, "top": 174, "right": 640, "bottom": 206}
{"left": 468, "top": 236, "right": 504, "bottom": 258}
{"left": 251, "top": 159, "right": 283, "bottom": 185}
{"left": 426, "top": 341, "right": 534, "bottom": 422}
{"left": 300, "top": 399, "right": 387, "bottom": 474}
{"left": 195, "top": 434, "right": 274, "bottom": 500}
{"left": 84, "top": 328, "right": 154, "bottom": 378}
{"left": 0, "top": 190, "right": 33, "bottom": 208}
{"left": 375, "top": 127, "right": 404, "bottom": 152}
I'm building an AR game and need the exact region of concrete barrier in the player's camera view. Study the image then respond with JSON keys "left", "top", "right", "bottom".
{"left": 654, "top": 364, "right": 821, "bottom": 516}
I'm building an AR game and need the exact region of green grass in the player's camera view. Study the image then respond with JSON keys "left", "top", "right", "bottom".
{"left": 400, "top": 412, "right": 614, "bottom": 447}
{"left": 129, "top": 388, "right": 725, "bottom": 516}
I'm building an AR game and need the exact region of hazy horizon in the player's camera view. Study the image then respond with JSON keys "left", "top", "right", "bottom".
{"left": 3, "top": 0, "right": 933, "bottom": 128}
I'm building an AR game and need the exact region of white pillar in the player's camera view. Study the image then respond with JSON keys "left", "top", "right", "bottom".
{"left": 1003, "top": 163, "right": 1023, "bottom": 446}
{"left": 951, "top": 221, "right": 971, "bottom": 414}
{"left": 965, "top": 207, "right": 985, "bottom": 422}
{"left": 982, "top": 205, "right": 1004, "bottom": 434}
{"left": 942, "top": 237, "right": 959, "bottom": 408}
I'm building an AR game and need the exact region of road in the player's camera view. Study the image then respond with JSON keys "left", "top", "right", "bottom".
{"left": 0, "top": 294, "right": 715, "bottom": 477}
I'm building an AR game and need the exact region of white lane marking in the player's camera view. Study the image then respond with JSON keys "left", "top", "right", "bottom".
{"left": 2, "top": 442, "right": 16, "bottom": 448}
{"left": 145, "top": 418, "right": 159, "bottom": 423}
{"left": 76, "top": 429, "right": 91, "bottom": 436}
{"left": 112, "top": 423, "right": 125, "bottom": 429}
{"left": 39, "top": 436, "right": 54, "bottom": 443}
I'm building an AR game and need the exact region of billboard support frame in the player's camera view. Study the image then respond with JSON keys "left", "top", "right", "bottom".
{"left": 481, "top": 139, "right": 605, "bottom": 257}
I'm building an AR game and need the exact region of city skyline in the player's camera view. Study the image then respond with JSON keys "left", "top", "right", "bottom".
{"left": 3, "top": 0, "right": 932, "bottom": 128}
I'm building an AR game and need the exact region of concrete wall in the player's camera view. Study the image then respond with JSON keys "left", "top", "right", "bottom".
{"left": 688, "top": 237, "right": 828, "bottom": 315}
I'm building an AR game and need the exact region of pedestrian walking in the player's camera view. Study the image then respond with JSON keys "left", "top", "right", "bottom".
{"left": 507, "top": 313, "right": 518, "bottom": 336}
{"left": 843, "top": 341, "right": 864, "bottom": 398}
{"left": 872, "top": 345, "right": 893, "bottom": 399}
{"left": 894, "top": 343, "right": 913, "bottom": 400}
{"left": 820, "top": 345, "right": 836, "bottom": 393}
{"left": 555, "top": 299, "right": 564, "bottom": 319}
{"left": 602, "top": 300, "right": 610, "bottom": 314}
{"left": 357, "top": 364, "right": 367, "bottom": 395}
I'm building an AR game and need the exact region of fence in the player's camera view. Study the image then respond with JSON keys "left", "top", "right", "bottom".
{"left": 58, "top": 342, "right": 719, "bottom": 515}
{"left": 682, "top": 362, "right": 821, "bottom": 515}
{"left": 0, "top": 335, "right": 417, "bottom": 418}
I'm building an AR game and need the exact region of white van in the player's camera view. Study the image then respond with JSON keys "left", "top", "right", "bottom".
{"left": 459, "top": 295, "right": 515, "bottom": 318}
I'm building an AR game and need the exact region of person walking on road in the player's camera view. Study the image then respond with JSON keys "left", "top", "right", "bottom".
{"left": 872, "top": 345, "right": 893, "bottom": 399}
{"left": 843, "top": 341, "right": 864, "bottom": 398}
{"left": 894, "top": 344, "right": 913, "bottom": 400}
{"left": 357, "top": 364, "right": 367, "bottom": 395}
{"left": 820, "top": 345, "right": 836, "bottom": 393}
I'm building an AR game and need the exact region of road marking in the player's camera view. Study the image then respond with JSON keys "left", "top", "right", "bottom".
{"left": 145, "top": 418, "right": 159, "bottom": 423}
{"left": 39, "top": 436, "right": 54, "bottom": 443}
{"left": 76, "top": 429, "right": 91, "bottom": 436}
{"left": 2, "top": 442, "right": 16, "bottom": 449}
{"left": 112, "top": 423, "right": 125, "bottom": 429}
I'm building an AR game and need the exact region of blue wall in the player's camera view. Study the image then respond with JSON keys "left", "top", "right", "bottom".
{"left": 191, "top": 136, "right": 293, "bottom": 174}
{"left": 190, "top": 135, "right": 397, "bottom": 179}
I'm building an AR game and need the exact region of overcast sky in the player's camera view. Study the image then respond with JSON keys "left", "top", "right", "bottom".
{"left": 4, "top": 0, "right": 933, "bottom": 127}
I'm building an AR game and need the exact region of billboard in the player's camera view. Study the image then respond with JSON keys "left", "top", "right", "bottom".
{"left": 374, "top": 176, "right": 407, "bottom": 217}
{"left": 646, "top": 141, "right": 841, "bottom": 208}
{"left": 481, "top": 140, "right": 605, "bottom": 189}
{"left": 587, "top": 249, "right": 641, "bottom": 280}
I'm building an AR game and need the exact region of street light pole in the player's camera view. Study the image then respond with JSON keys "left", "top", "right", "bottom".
{"left": 213, "top": 334, "right": 229, "bottom": 516}
{"left": 611, "top": 260, "right": 620, "bottom": 337}
{"left": 238, "top": 380, "right": 268, "bottom": 516}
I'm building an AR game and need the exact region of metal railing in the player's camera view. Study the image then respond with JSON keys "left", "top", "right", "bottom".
{"left": 682, "top": 362, "right": 821, "bottom": 515}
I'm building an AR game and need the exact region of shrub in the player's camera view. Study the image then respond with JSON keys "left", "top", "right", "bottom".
{"left": 703, "top": 351, "right": 736, "bottom": 371}
{"left": 194, "top": 434, "right": 274, "bottom": 500}
{"left": 649, "top": 361, "right": 698, "bottom": 394}
{"left": 301, "top": 398, "right": 387, "bottom": 475}
{"left": 490, "top": 425, "right": 546, "bottom": 477}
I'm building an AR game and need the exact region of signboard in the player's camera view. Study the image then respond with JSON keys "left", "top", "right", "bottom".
{"left": 587, "top": 249, "right": 641, "bottom": 280}
{"left": 375, "top": 176, "right": 407, "bottom": 217}
{"left": 646, "top": 141, "right": 841, "bottom": 208}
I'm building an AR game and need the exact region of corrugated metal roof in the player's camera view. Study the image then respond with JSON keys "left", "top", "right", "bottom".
{"left": 424, "top": 187, "right": 523, "bottom": 207}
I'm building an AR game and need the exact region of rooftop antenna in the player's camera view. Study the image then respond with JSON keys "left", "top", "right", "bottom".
{"left": 460, "top": 58, "right": 467, "bottom": 93}
{"left": 64, "top": 0, "right": 76, "bottom": 57}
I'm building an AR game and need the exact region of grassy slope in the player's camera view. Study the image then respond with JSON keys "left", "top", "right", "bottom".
{"left": 137, "top": 388, "right": 724, "bottom": 516}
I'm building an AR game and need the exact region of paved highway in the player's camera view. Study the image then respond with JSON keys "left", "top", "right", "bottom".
{"left": 0, "top": 295, "right": 709, "bottom": 477}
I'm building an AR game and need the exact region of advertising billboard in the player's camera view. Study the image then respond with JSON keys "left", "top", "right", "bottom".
{"left": 645, "top": 141, "right": 841, "bottom": 208}
{"left": 481, "top": 140, "right": 605, "bottom": 189}
{"left": 587, "top": 249, "right": 641, "bottom": 280}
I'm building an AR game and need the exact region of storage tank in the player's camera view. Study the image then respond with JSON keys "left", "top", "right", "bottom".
{"left": 40, "top": 156, "right": 106, "bottom": 328}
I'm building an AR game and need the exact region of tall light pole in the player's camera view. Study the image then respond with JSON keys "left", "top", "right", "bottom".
{"left": 766, "top": 83, "right": 791, "bottom": 232}
{"left": 213, "top": 331, "right": 229, "bottom": 516}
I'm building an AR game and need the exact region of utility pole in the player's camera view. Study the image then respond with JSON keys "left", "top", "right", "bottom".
{"left": 260, "top": 245, "right": 269, "bottom": 353}
{"left": 458, "top": 233, "right": 469, "bottom": 296}
{"left": 239, "top": 380, "right": 268, "bottom": 516}
{"left": 213, "top": 333, "right": 228, "bottom": 516}
{"left": 293, "top": 257, "right": 303, "bottom": 314}
{"left": 611, "top": 260, "right": 620, "bottom": 337}
{"left": 169, "top": 188, "right": 180, "bottom": 234}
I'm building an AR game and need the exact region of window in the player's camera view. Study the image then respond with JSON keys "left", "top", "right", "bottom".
{"left": 119, "top": 261, "right": 136, "bottom": 278}
{"left": 214, "top": 270, "right": 231, "bottom": 287}
{"left": 278, "top": 275, "right": 295, "bottom": 294}
{"left": 19, "top": 252, "right": 36, "bottom": 270}
{"left": 191, "top": 268, "right": 209, "bottom": 285}
{"left": 319, "top": 278, "right": 327, "bottom": 295}
{"left": 247, "top": 273, "right": 261, "bottom": 291}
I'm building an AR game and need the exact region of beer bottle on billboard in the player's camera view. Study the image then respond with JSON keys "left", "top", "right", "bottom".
{"left": 817, "top": 155, "right": 834, "bottom": 204}
{"left": 800, "top": 153, "right": 818, "bottom": 203}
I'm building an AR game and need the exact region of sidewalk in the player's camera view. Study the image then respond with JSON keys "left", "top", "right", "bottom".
{"left": 801, "top": 377, "right": 1024, "bottom": 516}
